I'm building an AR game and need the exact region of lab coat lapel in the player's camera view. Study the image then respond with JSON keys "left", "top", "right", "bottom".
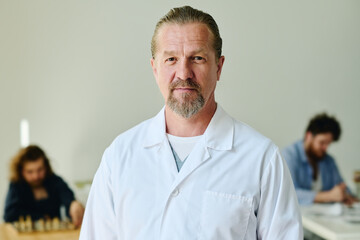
{"left": 143, "top": 107, "right": 179, "bottom": 185}
{"left": 170, "top": 139, "right": 210, "bottom": 189}
{"left": 143, "top": 105, "right": 234, "bottom": 193}
{"left": 169, "top": 105, "right": 234, "bottom": 190}
{"left": 157, "top": 138, "right": 179, "bottom": 186}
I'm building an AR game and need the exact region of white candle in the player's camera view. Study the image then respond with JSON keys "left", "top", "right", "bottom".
{"left": 20, "top": 119, "right": 30, "bottom": 147}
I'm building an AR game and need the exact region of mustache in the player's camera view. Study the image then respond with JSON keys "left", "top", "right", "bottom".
{"left": 169, "top": 79, "right": 201, "bottom": 92}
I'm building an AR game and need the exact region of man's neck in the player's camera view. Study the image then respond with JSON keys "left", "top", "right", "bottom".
{"left": 165, "top": 101, "right": 217, "bottom": 137}
{"left": 304, "top": 140, "right": 319, "bottom": 180}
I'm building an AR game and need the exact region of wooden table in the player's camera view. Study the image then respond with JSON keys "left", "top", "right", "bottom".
{"left": 0, "top": 224, "right": 80, "bottom": 240}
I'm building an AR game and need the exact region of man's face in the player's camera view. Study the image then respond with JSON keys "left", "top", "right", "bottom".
{"left": 151, "top": 23, "right": 224, "bottom": 118}
{"left": 22, "top": 158, "right": 46, "bottom": 188}
{"left": 306, "top": 132, "right": 333, "bottom": 160}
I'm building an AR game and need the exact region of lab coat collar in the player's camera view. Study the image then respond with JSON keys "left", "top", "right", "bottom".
{"left": 203, "top": 105, "right": 233, "bottom": 151}
{"left": 142, "top": 104, "right": 234, "bottom": 151}
{"left": 142, "top": 106, "right": 167, "bottom": 148}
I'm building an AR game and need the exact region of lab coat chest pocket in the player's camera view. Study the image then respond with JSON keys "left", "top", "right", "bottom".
{"left": 198, "top": 191, "right": 253, "bottom": 240}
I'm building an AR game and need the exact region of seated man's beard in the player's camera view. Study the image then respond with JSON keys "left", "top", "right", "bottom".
{"left": 307, "top": 144, "right": 326, "bottom": 161}
{"left": 167, "top": 79, "right": 205, "bottom": 118}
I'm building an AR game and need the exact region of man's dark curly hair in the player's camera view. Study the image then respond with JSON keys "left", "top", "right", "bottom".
{"left": 306, "top": 113, "right": 341, "bottom": 141}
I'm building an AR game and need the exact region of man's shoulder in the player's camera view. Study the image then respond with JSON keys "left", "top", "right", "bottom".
{"left": 103, "top": 115, "right": 157, "bottom": 158}
{"left": 233, "top": 119, "right": 274, "bottom": 148}
{"left": 98, "top": 114, "right": 160, "bottom": 170}
{"left": 323, "top": 152, "right": 336, "bottom": 164}
{"left": 112, "top": 117, "right": 154, "bottom": 145}
{"left": 282, "top": 140, "right": 302, "bottom": 155}
{"left": 208, "top": 106, "right": 276, "bottom": 153}
{"left": 230, "top": 119, "right": 280, "bottom": 161}
{"left": 281, "top": 140, "right": 304, "bottom": 167}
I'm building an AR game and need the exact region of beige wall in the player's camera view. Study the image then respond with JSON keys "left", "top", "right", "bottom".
{"left": 1, "top": 0, "right": 359, "bottom": 221}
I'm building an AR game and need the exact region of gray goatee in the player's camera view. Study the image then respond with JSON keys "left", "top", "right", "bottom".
{"left": 167, "top": 79, "right": 205, "bottom": 118}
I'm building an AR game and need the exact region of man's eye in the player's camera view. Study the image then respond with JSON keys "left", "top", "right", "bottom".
{"left": 193, "top": 56, "right": 205, "bottom": 62}
{"left": 167, "top": 57, "right": 176, "bottom": 62}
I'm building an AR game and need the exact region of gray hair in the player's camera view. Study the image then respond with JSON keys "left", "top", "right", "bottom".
{"left": 151, "top": 6, "right": 222, "bottom": 60}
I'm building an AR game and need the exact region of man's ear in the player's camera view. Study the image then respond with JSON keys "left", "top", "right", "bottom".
{"left": 216, "top": 56, "right": 225, "bottom": 81}
{"left": 305, "top": 131, "right": 313, "bottom": 142}
{"left": 150, "top": 58, "right": 157, "bottom": 79}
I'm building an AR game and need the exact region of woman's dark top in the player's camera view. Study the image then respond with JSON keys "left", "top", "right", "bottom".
{"left": 3, "top": 174, "right": 75, "bottom": 222}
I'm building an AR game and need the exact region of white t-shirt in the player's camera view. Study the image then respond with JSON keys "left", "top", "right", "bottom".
{"left": 167, "top": 134, "right": 203, "bottom": 161}
{"left": 311, "top": 170, "right": 322, "bottom": 192}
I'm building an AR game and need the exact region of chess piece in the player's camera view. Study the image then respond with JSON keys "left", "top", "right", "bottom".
{"left": 60, "top": 219, "right": 67, "bottom": 230}
{"left": 67, "top": 222, "right": 75, "bottom": 230}
{"left": 63, "top": 217, "right": 75, "bottom": 230}
{"left": 19, "top": 216, "right": 26, "bottom": 232}
{"left": 45, "top": 217, "right": 52, "bottom": 231}
{"left": 34, "top": 219, "right": 45, "bottom": 232}
{"left": 52, "top": 217, "right": 60, "bottom": 231}
{"left": 13, "top": 221, "right": 20, "bottom": 232}
{"left": 25, "top": 215, "right": 33, "bottom": 232}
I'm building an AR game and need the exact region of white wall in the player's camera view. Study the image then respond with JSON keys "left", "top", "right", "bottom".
{"left": 1, "top": 0, "right": 359, "bottom": 221}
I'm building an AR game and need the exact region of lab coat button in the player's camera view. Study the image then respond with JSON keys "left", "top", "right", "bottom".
{"left": 172, "top": 188, "right": 179, "bottom": 197}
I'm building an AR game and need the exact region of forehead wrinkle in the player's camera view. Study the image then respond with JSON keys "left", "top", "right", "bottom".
{"left": 157, "top": 23, "right": 213, "bottom": 58}
{"left": 163, "top": 47, "right": 208, "bottom": 57}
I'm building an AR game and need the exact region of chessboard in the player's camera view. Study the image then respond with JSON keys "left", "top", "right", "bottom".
{"left": 2, "top": 223, "right": 80, "bottom": 240}
{"left": 9, "top": 215, "right": 76, "bottom": 233}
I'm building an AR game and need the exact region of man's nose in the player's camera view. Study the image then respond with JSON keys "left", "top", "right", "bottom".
{"left": 177, "top": 59, "right": 193, "bottom": 80}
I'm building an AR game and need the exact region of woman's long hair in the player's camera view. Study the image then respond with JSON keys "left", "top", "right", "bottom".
{"left": 9, "top": 145, "right": 54, "bottom": 183}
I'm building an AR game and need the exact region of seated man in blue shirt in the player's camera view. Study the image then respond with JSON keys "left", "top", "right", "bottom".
{"left": 3, "top": 145, "right": 84, "bottom": 227}
{"left": 282, "top": 113, "right": 357, "bottom": 205}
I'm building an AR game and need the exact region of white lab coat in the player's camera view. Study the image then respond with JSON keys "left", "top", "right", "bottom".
{"left": 80, "top": 106, "right": 303, "bottom": 240}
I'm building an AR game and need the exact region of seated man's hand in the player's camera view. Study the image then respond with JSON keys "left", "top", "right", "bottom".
{"left": 328, "top": 183, "right": 347, "bottom": 202}
{"left": 315, "top": 183, "right": 346, "bottom": 203}
{"left": 343, "top": 193, "right": 359, "bottom": 206}
{"left": 69, "top": 200, "right": 85, "bottom": 227}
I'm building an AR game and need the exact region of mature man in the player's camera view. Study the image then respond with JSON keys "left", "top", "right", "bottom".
{"left": 80, "top": 6, "right": 302, "bottom": 239}
{"left": 3, "top": 145, "right": 84, "bottom": 227}
{"left": 282, "top": 113, "right": 357, "bottom": 205}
